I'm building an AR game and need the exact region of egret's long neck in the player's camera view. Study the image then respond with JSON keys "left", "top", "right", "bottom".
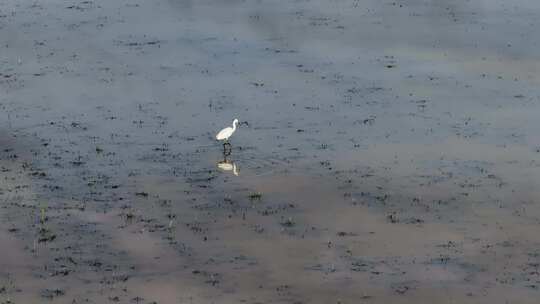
{"left": 232, "top": 121, "right": 237, "bottom": 131}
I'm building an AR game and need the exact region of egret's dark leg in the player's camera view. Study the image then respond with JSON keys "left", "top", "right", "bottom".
{"left": 223, "top": 142, "right": 232, "bottom": 156}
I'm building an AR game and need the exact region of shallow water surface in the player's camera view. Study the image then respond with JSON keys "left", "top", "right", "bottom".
{"left": 1, "top": 0, "right": 540, "bottom": 303}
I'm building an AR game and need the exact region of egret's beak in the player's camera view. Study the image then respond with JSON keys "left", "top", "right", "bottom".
{"left": 242, "top": 121, "right": 249, "bottom": 126}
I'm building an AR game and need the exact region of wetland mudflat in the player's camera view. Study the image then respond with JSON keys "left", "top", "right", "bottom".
{"left": 1, "top": 0, "right": 540, "bottom": 303}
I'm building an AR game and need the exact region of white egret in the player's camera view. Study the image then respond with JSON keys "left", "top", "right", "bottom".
{"left": 216, "top": 118, "right": 239, "bottom": 142}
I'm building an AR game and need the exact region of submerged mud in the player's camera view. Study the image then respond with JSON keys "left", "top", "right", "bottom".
{"left": 1, "top": 0, "right": 540, "bottom": 303}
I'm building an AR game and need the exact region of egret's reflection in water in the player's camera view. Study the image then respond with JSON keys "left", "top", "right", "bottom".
{"left": 217, "top": 160, "right": 238, "bottom": 176}
{"left": 217, "top": 146, "right": 239, "bottom": 176}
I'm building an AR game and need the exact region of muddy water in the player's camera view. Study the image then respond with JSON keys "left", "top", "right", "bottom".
{"left": 1, "top": 0, "right": 540, "bottom": 303}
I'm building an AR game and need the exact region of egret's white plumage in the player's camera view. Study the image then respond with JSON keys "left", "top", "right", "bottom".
{"left": 216, "top": 119, "right": 239, "bottom": 141}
